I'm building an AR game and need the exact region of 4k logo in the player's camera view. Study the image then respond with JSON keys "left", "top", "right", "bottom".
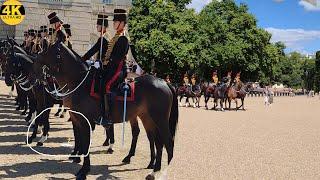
{"left": 0, "top": 0, "right": 25, "bottom": 25}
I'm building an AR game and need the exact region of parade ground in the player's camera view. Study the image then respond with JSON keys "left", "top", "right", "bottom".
{"left": 0, "top": 81, "right": 319, "bottom": 179}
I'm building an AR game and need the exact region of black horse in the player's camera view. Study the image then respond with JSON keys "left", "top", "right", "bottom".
{"left": 32, "top": 42, "right": 178, "bottom": 180}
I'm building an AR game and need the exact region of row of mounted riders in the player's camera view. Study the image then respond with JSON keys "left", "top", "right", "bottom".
{"left": 0, "top": 9, "right": 182, "bottom": 179}
{"left": 172, "top": 78, "right": 254, "bottom": 111}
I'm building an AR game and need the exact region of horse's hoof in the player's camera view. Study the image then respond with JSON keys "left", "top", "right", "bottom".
{"left": 106, "top": 148, "right": 114, "bottom": 154}
{"left": 54, "top": 113, "right": 59, "bottom": 117}
{"left": 122, "top": 156, "right": 131, "bottom": 164}
{"left": 21, "top": 111, "right": 27, "bottom": 115}
{"left": 60, "top": 115, "right": 65, "bottom": 118}
{"left": 26, "top": 137, "right": 34, "bottom": 144}
{"left": 147, "top": 163, "right": 154, "bottom": 169}
{"left": 145, "top": 174, "right": 155, "bottom": 180}
{"left": 75, "top": 167, "right": 90, "bottom": 179}
{"left": 36, "top": 142, "right": 43, "bottom": 146}
{"left": 72, "top": 157, "right": 81, "bottom": 164}
{"left": 76, "top": 173, "right": 87, "bottom": 180}
{"left": 103, "top": 140, "right": 109, "bottom": 147}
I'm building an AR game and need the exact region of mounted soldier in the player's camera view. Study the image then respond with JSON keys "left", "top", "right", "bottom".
{"left": 226, "top": 70, "right": 232, "bottom": 87}
{"left": 25, "top": 29, "right": 36, "bottom": 55}
{"left": 21, "top": 31, "right": 28, "bottom": 48}
{"left": 183, "top": 72, "right": 190, "bottom": 86}
{"left": 212, "top": 70, "right": 219, "bottom": 86}
{"left": 94, "top": 9, "right": 130, "bottom": 126}
{"left": 47, "top": 12, "right": 67, "bottom": 45}
{"left": 39, "top": 25, "right": 49, "bottom": 52}
{"left": 31, "top": 30, "right": 42, "bottom": 54}
{"left": 82, "top": 13, "right": 109, "bottom": 126}
{"left": 82, "top": 14, "right": 108, "bottom": 62}
{"left": 48, "top": 28, "right": 54, "bottom": 45}
{"left": 62, "top": 24, "right": 73, "bottom": 49}
{"left": 191, "top": 74, "right": 200, "bottom": 93}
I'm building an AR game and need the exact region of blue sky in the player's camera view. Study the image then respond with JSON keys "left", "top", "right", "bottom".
{"left": 188, "top": 0, "right": 320, "bottom": 55}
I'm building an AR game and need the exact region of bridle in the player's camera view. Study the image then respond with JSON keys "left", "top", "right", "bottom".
{"left": 42, "top": 43, "right": 91, "bottom": 100}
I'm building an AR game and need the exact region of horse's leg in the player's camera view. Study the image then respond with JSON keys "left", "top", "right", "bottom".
{"left": 26, "top": 93, "right": 36, "bottom": 122}
{"left": 37, "top": 108, "right": 51, "bottom": 146}
{"left": 228, "top": 98, "right": 231, "bottom": 110}
{"left": 235, "top": 99, "right": 238, "bottom": 111}
{"left": 55, "top": 103, "right": 62, "bottom": 117}
{"left": 102, "top": 127, "right": 110, "bottom": 146}
{"left": 122, "top": 118, "right": 140, "bottom": 163}
{"left": 146, "top": 131, "right": 156, "bottom": 169}
{"left": 179, "top": 95, "right": 184, "bottom": 107}
{"left": 21, "top": 94, "right": 28, "bottom": 115}
{"left": 75, "top": 119, "right": 91, "bottom": 180}
{"left": 69, "top": 118, "right": 81, "bottom": 163}
{"left": 241, "top": 98, "right": 245, "bottom": 110}
{"left": 26, "top": 115, "right": 40, "bottom": 144}
{"left": 106, "top": 125, "right": 115, "bottom": 154}
{"left": 185, "top": 97, "right": 189, "bottom": 107}
{"left": 204, "top": 96, "right": 209, "bottom": 110}
{"left": 146, "top": 131, "right": 164, "bottom": 180}
{"left": 61, "top": 108, "right": 67, "bottom": 118}
{"left": 220, "top": 98, "right": 224, "bottom": 111}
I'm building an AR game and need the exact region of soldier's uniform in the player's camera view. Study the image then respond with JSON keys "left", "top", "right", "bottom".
{"left": 191, "top": 74, "right": 200, "bottom": 93}
{"left": 62, "top": 24, "right": 73, "bottom": 49}
{"left": 95, "top": 9, "right": 130, "bottom": 126}
{"left": 212, "top": 70, "right": 219, "bottom": 86}
{"left": 183, "top": 73, "right": 190, "bottom": 86}
{"left": 82, "top": 14, "right": 109, "bottom": 61}
{"left": 25, "top": 29, "right": 36, "bottom": 55}
{"left": 234, "top": 72, "right": 241, "bottom": 84}
{"left": 48, "top": 28, "right": 54, "bottom": 45}
{"left": 39, "top": 26, "right": 49, "bottom": 52}
{"left": 21, "top": 31, "right": 28, "bottom": 48}
{"left": 226, "top": 71, "right": 232, "bottom": 86}
{"left": 47, "top": 12, "right": 67, "bottom": 45}
{"left": 31, "top": 30, "right": 42, "bottom": 54}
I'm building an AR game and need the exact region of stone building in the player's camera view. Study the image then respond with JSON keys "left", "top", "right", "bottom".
{"left": 0, "top": 0, "right": 131, "bottom": 55}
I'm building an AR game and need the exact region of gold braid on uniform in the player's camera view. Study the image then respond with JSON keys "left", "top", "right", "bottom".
{"left": 103, "top": 31, "right": 122, "bottom": 65}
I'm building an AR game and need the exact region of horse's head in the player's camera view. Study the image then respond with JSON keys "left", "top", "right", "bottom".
{"left": 4, "top": 52, "right": 33, "bottom": 86}
{"left": 33, "top": 42, "right": 87, "bottom": 87}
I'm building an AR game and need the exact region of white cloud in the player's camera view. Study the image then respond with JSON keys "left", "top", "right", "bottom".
{"left": 265, "top": 27, "right": 320, "bottom": 54}
{"left": 299, "top": 0, "right": 320, "bottom": 11}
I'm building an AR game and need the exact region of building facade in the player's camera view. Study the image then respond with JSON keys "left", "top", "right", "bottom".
{"left": 0, "top": 0, "right": 131, "bottom": 55}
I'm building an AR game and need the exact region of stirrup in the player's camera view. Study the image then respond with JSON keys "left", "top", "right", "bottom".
{"left": 95, "top": 116, "right": 112, "bottom": 127}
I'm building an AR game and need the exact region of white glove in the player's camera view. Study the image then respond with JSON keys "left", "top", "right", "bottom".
{"left": 85, "top": 60, "right": 93, "bottom": 65}
{"left": 93, "top": 61, "right": 101, "bottom": 69}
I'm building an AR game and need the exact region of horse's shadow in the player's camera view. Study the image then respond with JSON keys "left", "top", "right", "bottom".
{"left": 0, "top": 158, "right": 143, "bottom": 179}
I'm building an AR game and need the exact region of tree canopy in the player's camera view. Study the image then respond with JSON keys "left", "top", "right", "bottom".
{"left": 128, "top": 0, "right": 319, "bottom": 89}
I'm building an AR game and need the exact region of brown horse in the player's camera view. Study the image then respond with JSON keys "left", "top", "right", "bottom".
{"left": 32, "top": 43, "right": 179, "bottom": 180}
{"left": 204, "top": 82, "right": 228, "bottom": 111}
{"left": 225, "top": 82, "right": 253, "bottom": 110}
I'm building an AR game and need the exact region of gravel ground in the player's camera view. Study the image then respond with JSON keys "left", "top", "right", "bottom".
{"left": 0, "top": 80, "right": 320, "bottom": 180}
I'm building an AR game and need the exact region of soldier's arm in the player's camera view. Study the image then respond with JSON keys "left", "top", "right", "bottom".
{"left": 82, "top": 38, "right": 108, "bottom": 61}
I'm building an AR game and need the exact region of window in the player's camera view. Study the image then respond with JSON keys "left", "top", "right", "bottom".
{"left": 102, "top": 0, "right": 112, "bottom": 4}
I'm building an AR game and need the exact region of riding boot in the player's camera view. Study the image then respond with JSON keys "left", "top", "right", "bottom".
{"left": 94, "top": 93, "right": 113, "bottom": 127}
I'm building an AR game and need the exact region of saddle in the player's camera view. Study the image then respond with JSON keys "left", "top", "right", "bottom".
{"left": 90, "top": 71, "right": 135, "bottom": 102}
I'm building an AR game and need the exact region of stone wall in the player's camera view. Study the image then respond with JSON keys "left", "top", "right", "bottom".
{"left": 0, "top": 0, "right": 131, "bottom": 55}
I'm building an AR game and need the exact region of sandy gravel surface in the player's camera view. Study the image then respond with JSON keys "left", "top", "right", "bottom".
{"left": 0, "top": 80, "right": 320, "bottom": 180}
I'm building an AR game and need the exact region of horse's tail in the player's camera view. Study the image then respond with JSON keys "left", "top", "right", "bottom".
{"left": 168, "top": 83, "right": 179, "bottom": 148}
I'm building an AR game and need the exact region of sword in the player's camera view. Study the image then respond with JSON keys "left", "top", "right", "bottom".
{"left": 122, "top": 82, "right": 129, "bottom": 147}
